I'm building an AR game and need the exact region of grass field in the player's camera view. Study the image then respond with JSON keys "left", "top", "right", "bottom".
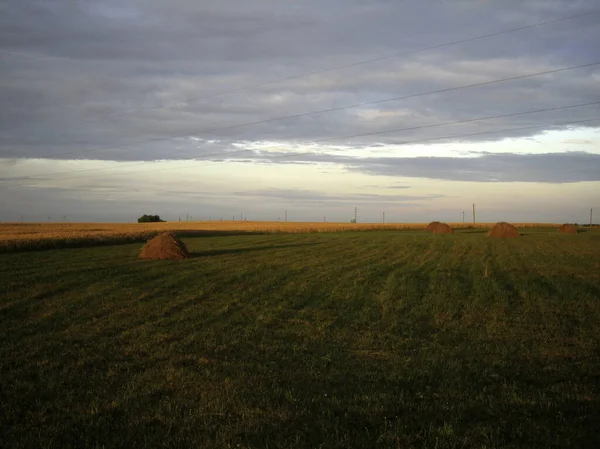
{"left": 1, "top": 228, "right": 600, "bottom": 448}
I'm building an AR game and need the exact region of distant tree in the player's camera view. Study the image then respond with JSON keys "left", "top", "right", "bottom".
{"left": 138, "top": 214, "right": 165, "bottom": 223}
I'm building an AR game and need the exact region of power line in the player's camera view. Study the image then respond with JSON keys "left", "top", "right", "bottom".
{"left": 4, "top": 60, "right": 598, "bottom": 162}
{"left": 6, "top": 115, "right": 599, "bottom": 182}
{"left": 314, "top": 100, "right": 600, "bottom": 144}
{"left": 3, "top": 100, "right": 597, "bottom": 180}
{"left": 3, "top": 10, "right": 596, "bottom": 132}
{"left": 89, "top": 10, "right": 598, "bottom": 121}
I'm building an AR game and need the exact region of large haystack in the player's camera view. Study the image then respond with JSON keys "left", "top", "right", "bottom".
{"left": 140, "top": 232, "right": 190, "bottom": 260}
{"left": 488, "top": 222, "right": 520, "bottom": 238}
{"left": 426, "top": 221, "right": 454, "bottom": 234}
{"left": 558, "top": 224, "right": 577, "bottom": 234}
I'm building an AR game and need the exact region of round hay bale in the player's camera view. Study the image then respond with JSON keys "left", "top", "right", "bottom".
{"left": 488, "top": 222, "right": 520, "bottom": 238}
{"left": 558, "top": 224, "right": 577, "bottom": 234}
{"left": 140, "top": 232, "right": 190, "bottom": 260}
{"left": 426, "top": 221, "right": 453, "bottom": 234}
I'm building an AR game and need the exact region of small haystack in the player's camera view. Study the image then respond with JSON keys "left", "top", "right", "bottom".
{"left": 488, "top": 222, "right": 520, "bottom": 238}
{"left": 425, "top": 221, "right": 441, "bottom": 231}
{"left": 426, "top": 221, "right": 454, "bottom": 234}
{"left": 558, "top": 224, "right": 577, "bottom": 234}
{"left": 140, "top": 232, "right": 190, "bottom": 260}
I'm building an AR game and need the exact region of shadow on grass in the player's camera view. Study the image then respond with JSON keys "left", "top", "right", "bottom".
{"left": 190, "top": 242, "right": 323, "bottom": 257}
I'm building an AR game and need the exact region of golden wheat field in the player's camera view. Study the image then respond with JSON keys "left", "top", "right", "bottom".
{"left": 0, "top": 220, "right": 564, "bottom": 252}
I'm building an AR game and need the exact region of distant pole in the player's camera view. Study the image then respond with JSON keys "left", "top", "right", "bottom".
{"left": 591, "top": 208, "right": 593, "bottom": 228}
{"left": 285, "top": 210, "right": 287, "bottom": 222}
{"left": 48, "top": 216, "right": 51, "bottom": 222}
{"left": 233, "top": 215, "right": 235, "bottom": 221}
{"left": 472, "top": 203, "right": 476, "bottom": 224}
{"left": 324, "top": 216, "right": 326, "bottom": 223}
{"left": 383, "top": 212, "right": 385, "bottom": 224}
{"left": 209, "top": 216, "right": 211, "bottom": 221}
{"left": 20, "top": 215, "right": 23, "bottom": 223}
{"left": 63, "top": 215, "right": 67, "bottom": 223}
{"left": 462, "top": 211, "right": 465, "bottom": 223}
{"left": 240, "top": 212, "right": 243, "bottom": 221}
{"left": 354, "top": 206, "right": 357, "bottom": 223}
{"left": 186, "top": 212, "right": 188, "bottom": 221}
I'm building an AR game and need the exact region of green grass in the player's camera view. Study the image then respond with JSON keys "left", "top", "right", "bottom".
{"left": 1, "top": 229, "right": 599, "bottom": 448}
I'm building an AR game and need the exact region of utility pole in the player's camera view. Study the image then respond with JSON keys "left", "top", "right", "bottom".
{"left": 383, "top": 212, "right": 385, "bottom": 224}
{"left": 462, "top": 211, "right": 465, "bottom": 223}
{"left": 354, "top": 206, "right": 357, "bottom": 223}
{"left": 285, "top": 210, "right": 287, "bottom": 222}
{"left": 472, "top": 203, "right": 476, "bottom": 224}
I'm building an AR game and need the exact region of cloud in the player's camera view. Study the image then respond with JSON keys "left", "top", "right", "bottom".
{"left": 1, "top": 0, "right": 599, "bottom": 222}
{"left": 0, "top": 0, "right": 599, "bottom": 163}
{"left": 232, "top": 188, "right": 444, "bottom": 205}
{"left": 242, "top": 150, "right": 600, "bottom": 183}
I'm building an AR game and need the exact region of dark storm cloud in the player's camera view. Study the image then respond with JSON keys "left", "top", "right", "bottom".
{"left": 244, "top": 150, "right": 600, "bottom": 183}
{"left": 1, "top": 0, "right": 599, "bottom": 164}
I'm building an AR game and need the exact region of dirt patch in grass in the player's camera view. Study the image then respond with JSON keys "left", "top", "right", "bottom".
{"left": 139, "top": 232, "right": 190, "bottom": 260}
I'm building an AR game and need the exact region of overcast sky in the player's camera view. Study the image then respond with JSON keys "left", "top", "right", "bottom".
{"left": 1, "top": 0, "right": 599, "bottom": 223}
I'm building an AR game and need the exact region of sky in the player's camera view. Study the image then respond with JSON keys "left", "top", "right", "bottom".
{"left": 0, "top": 0, "right": 599, "bottom": 223}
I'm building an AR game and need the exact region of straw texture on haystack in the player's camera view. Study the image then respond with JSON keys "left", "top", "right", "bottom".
{"left": 139, "top": 232, "right": 190, "bottom": 260}
{"left": 488, "top": 222, "right": 520, "bottom": 238}
{"left": 425, "top": 221, "right": 453, "bottom": 234}
{"left": 558, "top": 224, "right": 577, "bottom": 234}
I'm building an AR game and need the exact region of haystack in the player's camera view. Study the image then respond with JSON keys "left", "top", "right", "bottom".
{"left": 426, "top": 221, "right": 454, "bottom": 234}
{"left": 558, "top": 224, "right": 577, "bottom": 234}
{"left": 488, "top": 222, "right": 520, "bottom": 238}
{"left": 139, "top": 232, "right": 190, "bottom": 260}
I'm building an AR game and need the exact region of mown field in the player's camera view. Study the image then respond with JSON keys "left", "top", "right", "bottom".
{"left": 1, "top": 228, "right": 599, "bottom": 448}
